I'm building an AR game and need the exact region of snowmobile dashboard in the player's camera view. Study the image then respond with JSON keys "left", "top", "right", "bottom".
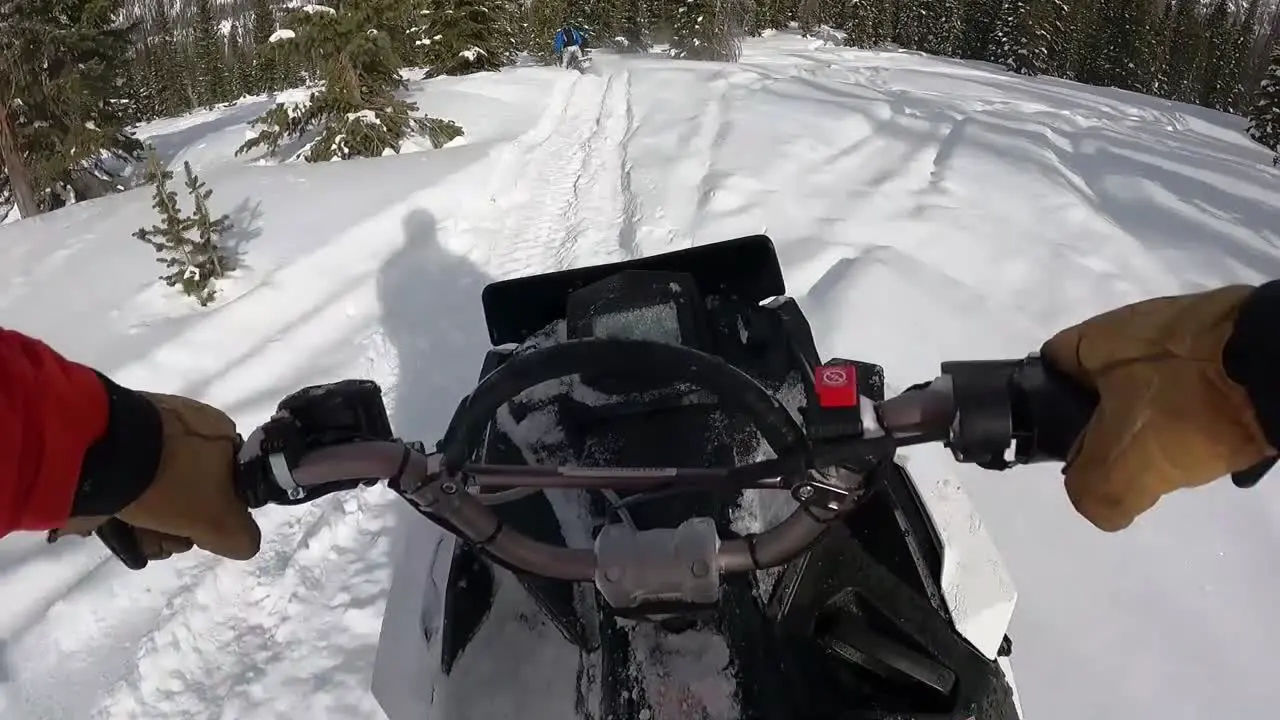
{"left": 226, "top": 341, "right": 1094, "bottom": 612}
{"left": 480, "top": 234, "right": 786, "bottom": 346}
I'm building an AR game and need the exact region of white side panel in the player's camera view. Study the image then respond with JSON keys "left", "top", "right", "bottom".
{"left": 903, "top": 463, "right": 1018, "bottom": 660}
{"left": 371, "top": 503, "right": 593, "bottom": 720}
{"left": 371, "top": 505, "right": 453, "bottom": 720}
{"left": 998, "top": 656, "right": 1025, "bottom": 719}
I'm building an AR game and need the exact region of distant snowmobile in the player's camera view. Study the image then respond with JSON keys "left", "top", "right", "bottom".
{"left": 87, "top": 235, "right": 1106, "bottom": 718}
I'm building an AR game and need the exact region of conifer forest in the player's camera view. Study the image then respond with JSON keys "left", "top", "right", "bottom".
{"left": 3, "top": 0, "right": 1280, "bottom": 223}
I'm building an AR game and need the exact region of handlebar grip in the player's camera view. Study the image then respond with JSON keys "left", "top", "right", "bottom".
{"left": 93, "top": 517, "right": 150, "bottom": 570}
{"left": 941, "top": 355, "right": 1099, "bottom": 470}
{"left": 1010, "top": 354, "right": 1099, "bottom": 464}
{"left": 235, "top": 455, "right": 278, "bottom": 509}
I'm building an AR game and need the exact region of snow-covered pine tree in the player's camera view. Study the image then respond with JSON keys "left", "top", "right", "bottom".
{"left": 616, "top": 0, "right": 653, "bottom": 52}
{"left": 572, "top": 0, "right": 621, "bottom": 49}
{"left": 1163, "top": 0, "right": 1206, "bottom": 104}
{"left": 994, "top": 0, "right": 1051, "bottom": 75}
{"left": 132, "top": 154, "right": 233, "bottom": 306}
{"left": 1082, "top": 0, "right": 1157, "bottom": 92}
{"left": 1247, "top": 45, "right": 1280, "bottom": 165}
{"left": 526, "top": 0, "right": 570, "bottom": 64}
{"left": 922, "top": 0, "right": 964, "bottom": 56}
{"left": 237, "top": 0, "right": 463, "bottom": 162}
{"left": 1147, "top": 0, "right": 1175, "bottom": 96}
{"left": 227, "top": 23, "right": 255, "bottom": 100}
{"left": 750, "top": 0, "right": 792, "bottom": 35}
{"left": 249, "top": 0, "right": 280, "bottom": 93}
{"left": 0, "top": 0, "right": 145, "bottom": 218}
{"left": 139, "top": 0, "right": 196, "bottom": 117}
{"left": 797, "top": 0, "right": 821, "bottom": 35}
{"left": 893, "top": 0, "right": 928, "bottom": 50}
{"left": 1198, "top": 0, "right": 1236, "bottom": 111}
{"left": 669, "top": 0, "right": 743, "bottom": 62}
{"left": 1231, "top": 0, "right": 1262, "bottom": 111}
{"left": 843, "top": 0, "right": 892, "bottom": 49}
{"left": 958, "top": 0, "right": 1003, "bottom": 62}
{"left": 415, "top": 0, "right": 519, "bottom": 76}
{"left": 192, "top": 0, "right": 231, "bottom": 107}
{"left": 182, "top": 160, "right": 235, "bottom": 296}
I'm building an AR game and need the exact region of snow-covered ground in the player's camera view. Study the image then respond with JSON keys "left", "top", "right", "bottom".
{"left": 3, "top": 30, "right": 1280, "bottom": 720}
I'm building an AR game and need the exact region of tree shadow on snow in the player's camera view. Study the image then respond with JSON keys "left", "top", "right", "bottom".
{"left": 958, "top": 118, "right": 1280, "bottom": 285}
{"left": 223, "top": 197, "right": 265, "bottom": 272}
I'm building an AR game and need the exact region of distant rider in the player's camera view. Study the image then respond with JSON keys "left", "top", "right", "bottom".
{"left": 553, "top": 23, "right": 586, "bottom": 70}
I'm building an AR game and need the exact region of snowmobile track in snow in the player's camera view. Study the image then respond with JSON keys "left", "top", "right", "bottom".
{"left": 480, "top": 69, "right": 641, "bottom": 279}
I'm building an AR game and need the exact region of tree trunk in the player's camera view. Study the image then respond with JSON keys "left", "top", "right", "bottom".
{"left": 0, "top": 102, "right": 39, "bottom": 219}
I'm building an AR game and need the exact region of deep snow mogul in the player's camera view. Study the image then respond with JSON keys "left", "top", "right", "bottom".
{"left": 1, "top": 280, "right": 1277, "bottom": 588}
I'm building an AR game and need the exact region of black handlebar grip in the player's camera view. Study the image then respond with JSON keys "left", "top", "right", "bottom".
{"left": 93, "top": 518, "right": 150, "bottom": 570}
{"left": 234, "top": 456, "right": 278, "bottom": 509}
{"left": 1011, "top": 355, "right": 1099, "bottom": 464}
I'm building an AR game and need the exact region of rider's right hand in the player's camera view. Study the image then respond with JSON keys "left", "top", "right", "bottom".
{"left": 1042, "top": 282, "right": 1280, "bottom": 531}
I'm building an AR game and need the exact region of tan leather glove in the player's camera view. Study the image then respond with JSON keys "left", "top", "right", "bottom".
{"left": 50, "top": 392, "right": 261, "bottom": 562}
{"left": 1042, "top": 285, "right": 1277, "bottom": 531}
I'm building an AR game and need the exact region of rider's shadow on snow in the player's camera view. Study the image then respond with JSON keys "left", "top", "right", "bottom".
{"left": 377, "top": 207, "right": 494, "bottom": 444}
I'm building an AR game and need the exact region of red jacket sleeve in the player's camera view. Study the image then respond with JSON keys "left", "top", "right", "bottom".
{"left": 0, "top": 328, "right": 109, "bottom": 536}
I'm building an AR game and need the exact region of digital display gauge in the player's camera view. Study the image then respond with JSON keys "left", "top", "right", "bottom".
{"left": 589, "top": 303, "right": 683, "bottom": 345}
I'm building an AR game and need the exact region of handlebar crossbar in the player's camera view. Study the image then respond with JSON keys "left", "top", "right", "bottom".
{"left": 267, "top": 381, "right": 960, "bottom": 602}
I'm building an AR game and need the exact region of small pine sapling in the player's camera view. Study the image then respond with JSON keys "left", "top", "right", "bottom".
{"left": 132, "top": 153, "right": 234, "bottom": 306}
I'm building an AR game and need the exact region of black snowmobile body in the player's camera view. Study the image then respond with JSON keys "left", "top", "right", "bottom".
{"left": 436, "top": 235, "right": 1021, "bottom": 720}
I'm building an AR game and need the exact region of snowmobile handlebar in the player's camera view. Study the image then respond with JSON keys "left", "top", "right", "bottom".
{"left": 227, "top": 343, "right": 1097, "bottom": 608}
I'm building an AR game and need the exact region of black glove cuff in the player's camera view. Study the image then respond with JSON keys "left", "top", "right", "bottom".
{"left": 1223, "top": 279, "right": 1280, "bottom": 451}
{"left": 69, "top": 373, "right": 164, "bottom": 517}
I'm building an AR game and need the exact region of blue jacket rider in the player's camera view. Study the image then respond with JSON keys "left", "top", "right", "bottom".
{"left": 554, "top": 25, "right": 585, "bottom": 56}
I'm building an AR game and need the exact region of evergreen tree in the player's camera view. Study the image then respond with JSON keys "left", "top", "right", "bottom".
{"left": 573, "top": 0, "right": 621, "bottom": 47}
{"left": 1164, "top": 0, "right": 1206, "bottom": 103}
{"left": 416, "top": 0, "right": 519, "bottom": 76}
{"left": 750, "top": 0, "right": 792, "bottom": 34}
{"left": 670, "top": 0, "right": 744, "bottom": 61}
{"left": 146, "top": 0, "right": 194, "bottom": 116}
{"left": 995, "top": 0, "right": 1052, "bottom": 75}
{"left": 237, "top": 1, "right": 464, "bottom": 163}
{"left": 797, "top": 0, "right": 822, "bottom": 34}
{"left": 1148, "top": 0, "right": 1176, "bottom": 96}
{"left": 921, "top": 0, "right": 964, "bottom": 56}
{"left": 192, "top": 0, "right": 231, "bottom": 107}
{"left": 1247, "top": 45, "right": 1280, "bottom": 164}
{"left": 1198, "top": 0, "right": 1235, "bottom": 110}
{"left": 0, "top": 0, "right": 145, "bottom": 218}
{"left": 1086, "top": 0, "right": 1157, "bottom": 92}
{"left": 616, "top": 0, "right": 653, "bottom": 52}
{"left": 844, "top": 0, "right": 893, "bottom": 48}
{"left": 894, "top": 0, "right": 929, "bottom": 49}
{"left": 527, "top": 0, "right": 570, "bottom": 63}
{"left": 227, "top": 23, "right": 255, "bottom": 99}
{"left": 250, "top": 0, "right": 280, "bottom": 93}
{"left": 958, "top": 0, "right": 1002, "bottom": 61}
{"left": 132, "top": 152, "right": 233, "bottom": 306}
{"left": 1232, "top": 0, "right": 1262, "bottom": 110}
{"left": 1039, "top": 0, "right": 1074, "bottom": 78}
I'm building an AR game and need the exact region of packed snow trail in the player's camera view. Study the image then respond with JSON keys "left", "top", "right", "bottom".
{"left": 469, "top": 68, "right": 641, "bottom": 279}
{"left": 1, "top": 31, "right": 1280, "bottom": 720}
